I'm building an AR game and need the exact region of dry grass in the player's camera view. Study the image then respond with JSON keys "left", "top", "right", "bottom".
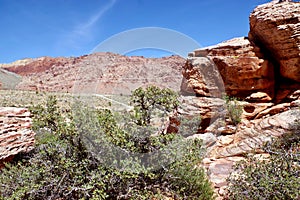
{"left": 0, "top": 89, "right": 131, "bottom": 112}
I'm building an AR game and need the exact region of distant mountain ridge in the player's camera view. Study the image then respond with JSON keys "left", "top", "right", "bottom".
{"left": 1, "top": 52, "right": 186, "bottom": 94}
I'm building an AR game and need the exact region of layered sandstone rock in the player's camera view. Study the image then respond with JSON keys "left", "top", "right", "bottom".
{"left": 2, "top": 56, "right": 86, "bottom": 76}
{"left": 201, "top": 108, "right": 300, "bottom": 199}
{"left": 185, "top": 37, "right": 275, "bottom": 98}
{"left": 178, "top": 96, "right": 226, "bottom": 132}
{"left": 209, "top": 109, "right": 299, "bottom": 158}
{"left": 184, "top": 1, "right": 300, "bottom": 102}
{"left": 249, "top": 1, "right": 300, "bottom": 82}
{"left": 182, "top": 2, "right": 300, "bottom": 198}
{"left": 0, "top": 107, "right": 35, "bottom": 166}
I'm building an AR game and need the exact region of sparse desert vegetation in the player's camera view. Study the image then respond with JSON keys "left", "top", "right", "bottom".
{"left": 0, "top": 88, "right": 215, "bottom": 200}
{"left": 1, "top": 1, "right": 300, "bottom": 199}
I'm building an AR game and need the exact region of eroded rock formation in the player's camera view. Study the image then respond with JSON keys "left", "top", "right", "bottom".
{"left": 181, "top": 1, "right": 300, "bottom": 198}
{"left": 185, "top": 37, "right": 275, "bottom": 98}
{"left": 0, "top": 107, "right": 35, "bottom": 167}
{"left": 184, "top": 1, "right": 300, "bottom": 103}
{"left": 249, "top": 1, "right": 300, "bottom": 83}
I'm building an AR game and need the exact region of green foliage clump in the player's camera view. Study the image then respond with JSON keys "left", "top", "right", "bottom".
{"left": 130, "top": 85, "right": 179, "bottom": 125}
{"left": 30, "top": 95, "right": 62, "bottom": 132}
{"left": 224, "top": 95, "right": 243, "bottom": 125}
{"left": 178, "top": 115, "right": 201, "bottom": 137}
{"left": 227, "top": 125, "right": 300, "bottom": 200}
{"left": 0, "top": 92, "right": 215, "bottom": 200}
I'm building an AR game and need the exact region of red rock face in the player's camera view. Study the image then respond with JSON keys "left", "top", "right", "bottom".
{"left": 183, "top": 1, "right": 300, "bottom": 103}
{"left": 3, "top": 56, "right": 86, "bottom": 76}
{"left": 249, "top": 1, "right": 300, "bottom": 83}
{"left": 3, "top": 53, "right": 185, "bottom": 95}
{"left": 0, "top": 107, "right": 35, "bottom": 167}
{"left": 184, "top": 37, "right": 275, "bottom": 98}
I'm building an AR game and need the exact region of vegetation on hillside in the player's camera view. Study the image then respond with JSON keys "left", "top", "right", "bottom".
{"left": 0, "top": 86, "right": 215, "bottom": 200}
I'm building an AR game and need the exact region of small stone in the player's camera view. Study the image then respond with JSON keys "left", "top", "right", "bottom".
{"left": 246, "top": 92, "right": 272, "bottom": 103}
{"left": 217, "top": 125, "right": 237, "bottom": 135}
{"left": 219, "top": 136, "right": 234, "bottom": 145}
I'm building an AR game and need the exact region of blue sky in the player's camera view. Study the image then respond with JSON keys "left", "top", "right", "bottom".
{"left": 0, "top": 0, "right": 270, "bottom": 63}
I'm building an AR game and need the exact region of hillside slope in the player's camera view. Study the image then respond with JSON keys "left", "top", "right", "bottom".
{"left": 2, "top": 53, "right": 186, "bottom": 95}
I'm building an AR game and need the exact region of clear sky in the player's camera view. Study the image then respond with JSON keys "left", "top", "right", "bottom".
{"left": 0, "top": 0, "right": 270, "bottom": 63}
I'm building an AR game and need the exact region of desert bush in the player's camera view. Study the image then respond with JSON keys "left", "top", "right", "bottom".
{"left": 0, "top": 94, "right": 215, "bottom": 199}
{"left": 227, "top": 123, "right": 300, "bottom": 200}
{"left": 178, "top": 115, "right": 202, "bottom": 137}
{"left": 130, "top": 85, "right": 179, "bottom": 125}
{"left": 30, "top": 95, "right": 62, "bottom": 132}
{"left": 224, "top": 95, "right": 243, "bottom": 125}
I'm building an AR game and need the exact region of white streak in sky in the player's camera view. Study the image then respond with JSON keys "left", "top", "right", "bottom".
{"left": 74, "top": 0, "right": 117, "bottom": 37}
{"left": 62, "top": 0, "right": 117, "bottom": 49}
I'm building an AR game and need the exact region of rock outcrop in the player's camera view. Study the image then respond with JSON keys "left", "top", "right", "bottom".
{"left": 186, "top": 37, "right": 275, "bottom": 98}
{"left": 181, "top": 1, "right": 300, "bottom": 199}
{"left": 185, "top": 1, "right": 300, "bottom": 102}
{"left": 0, "top": 107, "right": 35, "bottom": 167}
{"left": 249, "top": 1, "right": 300, "bottom": 83}
{"left": 2, "top": 53, "right": 185, "bottom": 95}
{"left": 209, "top": 109, "right": 299, "bottom": 158}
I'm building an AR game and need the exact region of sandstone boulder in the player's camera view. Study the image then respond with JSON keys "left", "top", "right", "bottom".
{"left": 0, "top": 107, "right": 35, "bottom": 166}
{"left": 185, "top": 37, "right": 275, "bottom": 98}
{"left": 249, "top": 1, "right": 300, "bottom": 82}
{"left": 178, "top": 96, "right": 226, "bottom": 132}
{"left": 181, "top": 57, "right": 224, "bottom": 97}
{"left": 245, "top": 92, "right": 272, "bottom": 103}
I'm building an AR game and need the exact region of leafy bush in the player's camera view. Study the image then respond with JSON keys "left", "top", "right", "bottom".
{"left": 0, "top": 94, "right": 215, "bottom": 199}
{"left": 227, "top": 126, "right": 300, "bottom": 200}
{"left": 224, "top": 95, "right": 243, "bottom": 125}
{"left": 178, "top": 115, "right": 202, "bottom": 137}
{"left": 130, "top": 85, "right": 179, "bottom": 125}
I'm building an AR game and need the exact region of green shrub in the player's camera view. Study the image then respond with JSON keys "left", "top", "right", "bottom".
{"left": 130, "top": 85, "right": 179, "bottom": 126}
{"left": 0, "top": 94, "right": 215, "bottom": 199}
{"left": 227, "top": 128, "right": 300, "bottom": 200}
{"left": 224, "top": 95, "right": 243, "bottom": 125}
{"left": 178, "top": 115, "right": 201, "bottom": 137}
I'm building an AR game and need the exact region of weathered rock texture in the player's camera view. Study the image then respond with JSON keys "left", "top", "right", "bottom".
{"left": 185, "top": 1, "right": 300, "bottom": 102}
{"left": 178, "top": 96, "right": 226, "bottom": 132}
{"left": 209, "top": 109, "right": 299, "bottom": 158}
{"left": 2, "top": 53, "right": 185, "bottom": 95}
{"left": 0, "top": 107, "right": 35, "bottom": 167}
{"left": 182, "top": 1, "right": 300, "bottom": 198}
{"left": 186, "top": 37, "right": 275, "bottom": 98}
{"left": 249, "top": 1, "right": 300, "bottom": 83}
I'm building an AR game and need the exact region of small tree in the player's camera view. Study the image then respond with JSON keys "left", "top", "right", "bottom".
{"left": 130, "top": 85, "right": 179, "bottom": 126}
